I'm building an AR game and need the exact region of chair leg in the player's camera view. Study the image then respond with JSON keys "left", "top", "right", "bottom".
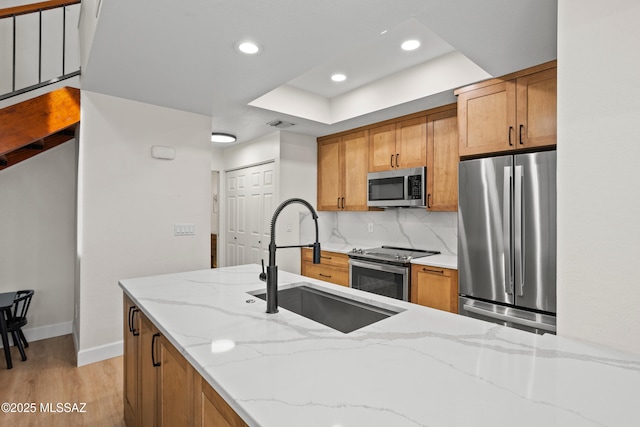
{"left": 18, "top": 329, "right": 28, "bottom": 348}
{"left": 1, "top": 332, "right": 11, "bottom": 369}
{"left": 11, "top": 331, "right": 27, "bottom": 362}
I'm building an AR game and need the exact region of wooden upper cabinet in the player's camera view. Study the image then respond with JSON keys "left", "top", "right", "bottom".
{"left": 317, "top": 136, "right": 343, "bottom": 211}
{"left": 396, "top": 116, "right": 427, "bottom": 169}
{"left": 317, "top": 131, "right": 369, "bottom": 211}
{"left": 457, "top": 81, "right": 516, "bottom": 157}
{"left": 516, "top": 67, "right": 557, "bottom": 149}
{"left": 369, "top": 124, "right": 396, "bottom": 172}
{"left": 427, "top": 107, "right": 459, "bottom": 211}
{"left": 342, "top": 131, "right": 369, "bottom": 210}
{"left": 369, "top": 117, "right": 426, "bottom": 172}
{"left": 456, "top": 61, "right": 557, "bottom": 157}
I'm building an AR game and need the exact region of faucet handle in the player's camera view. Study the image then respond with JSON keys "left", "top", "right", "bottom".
{"left": 259, "top": 259, "right": 267, "bottom": 282}
{"left": 312, "top": 242, "right": 321, "bottom": 264}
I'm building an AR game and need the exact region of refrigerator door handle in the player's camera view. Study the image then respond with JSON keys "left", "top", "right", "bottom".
{"left": 514, "top": 165, "right": 524, "bottom": 296}
{"left": 462, "top": 303, "right": 557, "bottom": 333}
{"left": 503, "top": 167, "right": 513, "bottom": 295}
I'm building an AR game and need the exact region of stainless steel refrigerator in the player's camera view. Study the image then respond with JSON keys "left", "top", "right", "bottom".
{"left": 458, "top": 150, "right": 557, "bottom": 334}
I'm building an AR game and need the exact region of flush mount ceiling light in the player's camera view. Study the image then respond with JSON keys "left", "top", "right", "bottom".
{"left": 237, "top": 41, "right": 261, "bottom": 55}
{"left": 401, "top": 39, "right": 421, "bottom": 51}
{"left": 211, "top": 133, "right": 236, "bottom": 143}
{"left": 331, "top": 73, "right": 347, "bottom": 82}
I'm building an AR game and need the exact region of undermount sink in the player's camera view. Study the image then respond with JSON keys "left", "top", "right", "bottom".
{"left": 251, "top": 283, "right": 402, "bottom": 333}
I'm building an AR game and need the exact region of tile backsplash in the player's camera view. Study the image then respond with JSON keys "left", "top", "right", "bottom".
{"left": 301, "top": 209, "right": 457, "bottom": 255}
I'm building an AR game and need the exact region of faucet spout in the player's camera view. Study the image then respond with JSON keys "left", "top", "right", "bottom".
{"left": 261, "top": 198, "right": 321, "bottom": 314}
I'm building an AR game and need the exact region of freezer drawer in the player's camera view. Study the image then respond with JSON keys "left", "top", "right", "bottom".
{"left": 459, "top": 297, "right": 556, "bottom": 335}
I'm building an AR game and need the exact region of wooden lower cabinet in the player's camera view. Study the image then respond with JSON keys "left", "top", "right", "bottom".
{"left": 158, "top": 335, "right": 195, "bottom": 426}
{"left": 196, "top": 375, "right": 249, "bottom": 427}
{"left": 139, "top": 314, "right": 159, "bottom": 426}
{"left": 300, "top": 248, "right": 349, "bottom": 286}
{"left": 410, "top": 265, "right": 459, "bottom": 313}
{"left": 123, "top": 295, "right": 247, "bottom": 427}
{"left": 123, "top": 296, "right": 139, "bottom": 427}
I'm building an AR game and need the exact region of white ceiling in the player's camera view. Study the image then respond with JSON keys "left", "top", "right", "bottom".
{"left": 82, "top": 0, "right": 557, "bottom": 148}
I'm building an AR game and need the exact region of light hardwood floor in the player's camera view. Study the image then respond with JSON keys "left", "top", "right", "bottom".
{"left": 0, "top": 334, "right": 125, "bottom": 426}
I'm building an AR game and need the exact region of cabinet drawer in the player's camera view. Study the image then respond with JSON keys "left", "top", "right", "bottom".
{"left": 301, "top": 261, "right": 349, "bottom": 287}
{"left": 301, "top": 248, "right": 349, "bottom": 268}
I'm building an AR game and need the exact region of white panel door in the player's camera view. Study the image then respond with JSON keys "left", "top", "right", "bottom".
{"left": 225, "top": 162, "right": 276, "bottom": 267}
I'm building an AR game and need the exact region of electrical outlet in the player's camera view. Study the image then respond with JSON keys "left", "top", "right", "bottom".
{"left": 367, "top": 223, "right": 374, "bottom": 233}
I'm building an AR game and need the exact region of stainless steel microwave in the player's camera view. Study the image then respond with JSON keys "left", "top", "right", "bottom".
{"left": 367, "top": 167, "right": 426, "bottom": 208}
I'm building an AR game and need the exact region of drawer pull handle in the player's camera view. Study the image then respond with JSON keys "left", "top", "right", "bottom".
{"left": 319, "top": 273, "right": 332, "bottom": 278}
{"left": 321, "top": 256, "right": 332, "bottom": 260}
{"left": 423, "top": 268, "right": 444, "bottom": 274}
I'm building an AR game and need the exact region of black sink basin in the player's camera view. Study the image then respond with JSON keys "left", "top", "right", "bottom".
{"left": 252, "top": 283, "right": 401, "bottom": 333}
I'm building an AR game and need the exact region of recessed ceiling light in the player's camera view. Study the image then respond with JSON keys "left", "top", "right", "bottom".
{"left": 237, "top": 41, "right": 260, "bottom": 55}
{"left": 331, "top": 73, "right": 346, "bottom": 82}
{"left": 211, "top": 133, "right": 236, "bottom": 143}
{"left": 401, "top": 39, "right": 421, "bottom": 51}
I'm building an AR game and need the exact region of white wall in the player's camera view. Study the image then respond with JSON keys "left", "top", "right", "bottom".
{"left": 217, "top": 131, "right": 316, "bottom": 273}
{"left": 557, "top": 0, "right": 640, "bottom": 355}
{"left": 76, "top": 91, "right": 211, "bottom": 365}
{"left": 0, "top": 141, "right": 76, "bottom": 344}
{"left": 277, "top": 131, "right": 318, "bottom": 273}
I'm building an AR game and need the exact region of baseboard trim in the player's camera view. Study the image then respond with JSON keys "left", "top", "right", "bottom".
{"left": 76, "top": 340, "right": 123, "bottom": 367}
{"left": 0, "top": 321, "right": 72, "bottom": 349}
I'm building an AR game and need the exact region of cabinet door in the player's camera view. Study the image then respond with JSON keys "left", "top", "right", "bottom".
{"left": 458, "top": 80, "right": 516, "bottom": 157}
{"left": 139, "top": 314, "right": 159, "bottom": 427}
{"left": 158, "top": 336, "right": 195, "bottom": 427}
{"left": 123, "top": 296, "right": 139, "bottom": 427}
{"left": 368, "top": 124, "right": 396, "bottom": 172}
{"left": 396, "top": 116, "right": 426, "bottom": 169}
{"left": 427, "top": 109, "right": 458, "bottom": 211}
{"left": 342, "top": 131, "right": 369, "bottom": 211}
{"left": 317, "top": 136, "right": 342, "bottom": 211}
{"left": 411, "top": 265, "right": 458, "bottom": 313}
{"left": 516, "top": 67, "right": 557, "bottom": 149}
{"left": 197, "top": 375, "right": 248, "bottom": 427}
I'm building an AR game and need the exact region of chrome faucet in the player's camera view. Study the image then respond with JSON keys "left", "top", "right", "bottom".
{"left": 259, "top": 198, "right": 321, "bottom": 313}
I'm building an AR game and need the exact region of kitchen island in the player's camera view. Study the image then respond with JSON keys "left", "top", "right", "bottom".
{"left": 120, "top": 264, "right": 640, "bottom": 427}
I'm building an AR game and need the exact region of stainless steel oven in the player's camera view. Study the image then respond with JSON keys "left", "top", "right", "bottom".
{"left": 348, "top": 246, "right": 439, "bottom": 301}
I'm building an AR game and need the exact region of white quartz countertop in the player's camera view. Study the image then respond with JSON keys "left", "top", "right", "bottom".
{"left": 119, "top": 264, "right": 640, "bottom": 427}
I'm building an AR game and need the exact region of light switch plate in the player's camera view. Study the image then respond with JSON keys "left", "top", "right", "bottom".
{"left": 174, "top": 223, "right": 195, "bottom": 236}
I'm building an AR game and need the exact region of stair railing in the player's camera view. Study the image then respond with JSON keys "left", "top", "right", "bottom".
{"left": 0, "top": 0, "right": 81, "bottom": 101}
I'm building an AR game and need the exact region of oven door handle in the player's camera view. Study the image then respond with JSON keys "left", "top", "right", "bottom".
{"left": 349, "top": 259, "right": 408, "bottom": 275}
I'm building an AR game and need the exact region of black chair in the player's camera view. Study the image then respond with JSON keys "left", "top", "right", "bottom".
{"left": 7, "top": 290, "right": 34, "bottom": 362}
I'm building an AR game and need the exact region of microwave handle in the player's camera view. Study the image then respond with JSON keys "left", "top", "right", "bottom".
{"left": 404, "top": 175, "right": 410, "bottom": 200}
